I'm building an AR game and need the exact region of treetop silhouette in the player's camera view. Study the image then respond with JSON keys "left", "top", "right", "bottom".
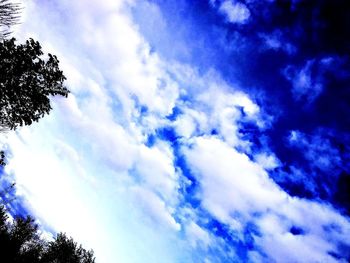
{"left": 0, "top": 37, "right": 69, "bottom": 130}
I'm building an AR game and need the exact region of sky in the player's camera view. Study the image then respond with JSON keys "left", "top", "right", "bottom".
{"left": 1, "top": 0, "right": 350, "bottom": 262}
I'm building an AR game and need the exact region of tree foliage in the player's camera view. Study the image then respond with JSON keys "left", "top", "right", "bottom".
{"left": 0, "top": 205, "right": 95, "bottom": 263}
{"left": 0, "top": 0, "right": 21, "bottom": 38}
{"left": 0, "top": 150, "right": 5, "bottom": 166}
{"left": 0, "top": 38, "right": 69, "bottom": 130}
{"left": 41, "top": 233, "right": 95, "bottom": 263}
{"left": 0, "top": 4, "right": 93, "bottom": 263}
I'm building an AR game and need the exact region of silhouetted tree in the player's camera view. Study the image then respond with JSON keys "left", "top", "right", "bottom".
{"left": 0, "top": 3, "right": 92, "bottom": 262}
{"left": 0, "top": 207, "right": 43, "bottom": 263}
{"left": 0, "top": 150, "right": 5, "bottom": 166}
{"left": 0, "top": 205, "right": 95, "bottom": 263}
{"left": 41, "top": 233, "right": 95, "bottom": 263}
{"left": 0, "top": 38, "right": 69, "bottom": 130}
{"left": 9, "top": 216, "right": 44, "bottom": 263}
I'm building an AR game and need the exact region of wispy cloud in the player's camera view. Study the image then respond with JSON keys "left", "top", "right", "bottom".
{"left": 216, "top": 0, "right": 250, "bottom": 24}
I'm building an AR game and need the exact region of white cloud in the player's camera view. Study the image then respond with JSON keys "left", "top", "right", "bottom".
{"left": 183, "top": 136, "right": 350, "bottom": 261}
{"left": 218, "top": 0, "right": 250, "bottom": 24}
{"left": 170, "top": 73, "right": 262, "bottom": 148}
{"left": 174, "top": 114, "right": 197, "bottom": 139}
{"left": 259, "top": 31, "right": 297, "bottom": 54}
{"left": 254, "top": 152, "right": 280, "bottom": 170}
{"left": 135, "top": 142, "right": 178, "bottom": 201}
{"left": 186, "top": 221, "right": 212, "bottom": 249}
{"left": 184, "top": 136, "right": 286, "bottom": 220}
{"left": 130, "top": 186, "right": 181, "bottom": 231}
{"left": 284, "top": 59, "right": 323, "bottom": 103}
{"left": 287, "top": 130, "right": 342, "bottom": 172}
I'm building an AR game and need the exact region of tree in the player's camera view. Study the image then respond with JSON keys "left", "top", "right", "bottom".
{"left": 0, "top": 205, "right": 96, "bottom": 263}
{"left": 0, "top": 207, "right": 44, "bottom": 263}
{"left": 0, "top": 37, "right": 69, "bottom": 130}
{"left": 41, "top": 233, "right": 95, "bottom": 263}
{"left": 0, "top": 150, "right": 5, "bottom": 166}
{"left": 0, "top": 4, "right": 92, "bottom": 262}
{"left": 0, "top": 0, "right": 21, "bottom": 38}
{"left": 0, "top": 3, "right": 94, "bottom": 262}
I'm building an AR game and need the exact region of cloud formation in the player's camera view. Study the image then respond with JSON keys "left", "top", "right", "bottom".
{"left": 1, "top": 0, "right": 349, "bottom": 262}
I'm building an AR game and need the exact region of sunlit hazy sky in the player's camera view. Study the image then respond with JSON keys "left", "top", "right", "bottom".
{"left": 1, "top": 0, "right": 350, "bottom": 262}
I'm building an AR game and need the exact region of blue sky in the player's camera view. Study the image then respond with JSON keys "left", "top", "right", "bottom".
{"left": 1, "top": 0, "right": 350, "bottom": 262}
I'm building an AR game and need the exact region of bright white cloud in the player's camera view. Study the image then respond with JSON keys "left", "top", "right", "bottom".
{"left": 184, "top": 136, "right": 286, "bottom": 220}
{"left": 183, "top": 136, "right": 350, "bottom": 261}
